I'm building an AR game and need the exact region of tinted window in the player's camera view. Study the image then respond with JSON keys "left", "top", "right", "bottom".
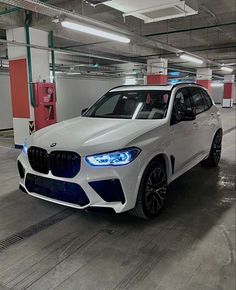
{"left": 200, "top": 89, "right": 212, "bottom": 109}
{"left": 84, "top": 90, "right": 170, "bottom": 120}
{"left": 191, "top": 88, "right": 206, "bottom": 114}
{"left": 171, "top": 88, "right": 193, "bottom": 122}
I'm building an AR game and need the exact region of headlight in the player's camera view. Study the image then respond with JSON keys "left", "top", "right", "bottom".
{"left": 22, "top": 142, "right": 28, "bottom": 155}
{"left": 85, "top": 147, "right": 141, "bottom": 167}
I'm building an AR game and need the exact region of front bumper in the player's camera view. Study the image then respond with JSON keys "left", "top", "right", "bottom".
{"left": 18, "top": 152, "right": 143, "bottom": 213}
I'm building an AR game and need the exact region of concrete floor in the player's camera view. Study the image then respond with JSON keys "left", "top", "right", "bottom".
{"left": 0, "top": 108, "right": 235, "bottom": 290}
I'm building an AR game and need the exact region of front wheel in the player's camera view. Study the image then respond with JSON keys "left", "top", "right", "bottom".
{"left": 201, "top": 130, "right": 223, "bottom": 167}
{"left": 130, "top": 161, "right": 167, "bottom": 219}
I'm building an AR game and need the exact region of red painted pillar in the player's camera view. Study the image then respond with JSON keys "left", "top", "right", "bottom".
{"left": 147, "top": 58, "right": 168, "bottom": 85}
{"left": 147, "top": 74, "right": 168, "bottom": 85}
{"left": 223, "top": 75, "right": 235, "bottom": 108}
{"left": 196, "top": 80, "right": 212, "bottom": 91}
{"left": 196, "top": 68, "right": 212, "bottom": 93}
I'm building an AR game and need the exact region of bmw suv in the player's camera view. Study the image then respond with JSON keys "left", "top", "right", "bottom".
{"left": 18, "top": 84, "right": 222, "bottom": 218}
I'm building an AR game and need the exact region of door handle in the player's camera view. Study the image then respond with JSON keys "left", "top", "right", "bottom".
{"left": 209, "top": 113, "right": 215, "bottom": 121}
{"left": 210, "top": 113, "right": 215, "bottom": 118}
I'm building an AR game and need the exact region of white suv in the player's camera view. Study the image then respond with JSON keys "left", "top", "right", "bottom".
{"left": 18, "top": 84, "right": 222, "bottom": 219}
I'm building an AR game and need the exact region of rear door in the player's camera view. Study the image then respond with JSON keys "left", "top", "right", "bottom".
{"left": 190, "top": 87, "right": 211, "bottom": 155}
{"left": 199, "top": 88, "right": 218, "bottom": 147}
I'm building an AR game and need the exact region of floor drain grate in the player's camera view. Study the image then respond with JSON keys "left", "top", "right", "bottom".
{"left": 0, "top": 209, "right": 75, "bottom": 252}
{"left": 0, "top": 235, "right": 23, "bottom": 251}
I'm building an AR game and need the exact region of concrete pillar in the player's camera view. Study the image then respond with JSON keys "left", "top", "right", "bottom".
{"left": 196, "top": 68, "right": 212, "bottom": 92}
{"left": 6, "top": 27, "right": 50, "bottom": 147}
{"left": 147, "top": 58, "right": 168, "bottom": 85}
{"left": 223, "top": 75, "right": 235, "bottom": 108}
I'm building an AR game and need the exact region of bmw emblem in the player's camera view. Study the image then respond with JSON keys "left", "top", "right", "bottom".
{"left": 50, "top": 142, "right": 57, "bottom": 148}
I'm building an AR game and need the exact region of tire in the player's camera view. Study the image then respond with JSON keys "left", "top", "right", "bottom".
{"left": 201, "top": 130, "right": 223, "bottom": 167}
{"left": 130, "top": 161, "right": 167, "bottom": 219}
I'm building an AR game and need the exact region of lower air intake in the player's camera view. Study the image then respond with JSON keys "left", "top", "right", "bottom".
{"left": 25, "top": 174, "right": 90, "bottom": 206}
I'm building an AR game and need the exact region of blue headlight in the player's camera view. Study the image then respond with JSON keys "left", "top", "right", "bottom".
{"left": 85, "top": 147, "right": 141, "bottom": 167}
{"left": 22, "top": 143, "right": 28, "bottom": 155}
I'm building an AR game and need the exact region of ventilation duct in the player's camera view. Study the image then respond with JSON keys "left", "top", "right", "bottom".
{"left": 83, "top": 0, "right": 112, "bottom": 7}
{"left": 105, "top": 0, "right": 198, "bottom": 23}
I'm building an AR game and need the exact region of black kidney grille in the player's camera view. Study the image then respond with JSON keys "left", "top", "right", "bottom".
{"left": 28, "top": 147, "right": 49, "bottom": 174}
{"left": 50, "top": 151, "right": 80, "bottom": 178}
{"left": 28, "top": 147, "right": 80, "bottom": 178}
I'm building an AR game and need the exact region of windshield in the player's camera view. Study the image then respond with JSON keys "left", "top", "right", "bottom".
{"left": 84, "top": 90, "right": 170, "bottom": 120}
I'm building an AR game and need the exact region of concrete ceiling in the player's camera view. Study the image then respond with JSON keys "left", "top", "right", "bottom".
{"left": 0, "top": 0, "right": 235, "bottom": 77}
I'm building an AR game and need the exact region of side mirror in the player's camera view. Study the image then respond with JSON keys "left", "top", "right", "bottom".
{"left": 172, "top": 109, "right": 196, "bottom": 125}
{"left": 180, "top": 109, "right": 196, "bottom": 121}
{"left": 81, "top": 108, "right": 88, "bottom": 116}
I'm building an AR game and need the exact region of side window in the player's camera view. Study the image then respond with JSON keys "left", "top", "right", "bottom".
{"left": 191, "top": 88, "right": 206, "bottom": 114}
{"left": 200, "top": 89, "right": 213, "bottom": 110}
{"left": 171, "top": 88, "right": 193, "bottom": 123}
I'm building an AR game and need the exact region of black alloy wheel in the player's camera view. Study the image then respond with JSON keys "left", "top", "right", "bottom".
{"left": 130, "top": 161, "right": 167, "bottom": 219}
{"left": 202, "top": 130, "right": 223, "bottom": 167}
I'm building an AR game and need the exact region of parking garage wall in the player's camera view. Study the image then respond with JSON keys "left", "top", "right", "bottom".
{"left": 55, "top": 75, "right": 125, "bottom": 122}
{"left": 212, "top": 85, "right": 225, "bottom": 104}
{"left": 0, "top": 72, "right": 13, "bottom": 130}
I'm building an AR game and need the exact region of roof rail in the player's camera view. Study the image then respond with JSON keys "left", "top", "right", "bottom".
{"left": 109, "top": 82, "right": 204, "bottom": 92}
{"left": 109, "top": 84, "right": 173, "bottom": 91}
{"left": 170, "top": 82, "right": 204, "bottom": 89}
{"left": 109, "top": 84, "right": 141, "bottom": 91}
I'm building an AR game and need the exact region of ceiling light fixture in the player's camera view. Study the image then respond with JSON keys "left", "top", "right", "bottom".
{"left": 221, "top": 66, "right": 234, "bottom": 73}
{"left": 125, "top": 76, "right": 137, "bottom": 85}
{"left": 180, "top": 54, "right": 204, "bottom": 64}
{"left": 211, "top": 83, "right": 223, "bottom": 87}
{"left": 61, "top": 21, "right": 130, "bottom": 43}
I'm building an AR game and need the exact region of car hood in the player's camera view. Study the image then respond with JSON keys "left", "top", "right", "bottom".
{"left": 30, "top": 117, "right": 165, "bottom": 156}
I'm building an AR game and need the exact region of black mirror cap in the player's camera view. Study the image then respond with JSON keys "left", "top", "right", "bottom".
{"left": 171, "top": 110, "right": 196, "bottom": 125}
{"left": 183, "top": 110, "right": 196, "bottom": 121}
{"left": 81, "top": 108, "right": 88, "bottom": 116}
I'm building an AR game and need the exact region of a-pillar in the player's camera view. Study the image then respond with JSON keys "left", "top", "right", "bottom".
{"left": 196, "top": 68, "right": 212, "bottom": 93}
{"left": 147, "top": 58, "right": 168, "bottom": 85}
{"left": 6, "top": 27, "right": 50, "bottom": 147}
{"left": 223, "top": 75, "right": 235, "bottom": 108}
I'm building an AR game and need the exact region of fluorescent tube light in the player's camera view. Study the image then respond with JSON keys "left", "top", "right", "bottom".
{"left": 180, "top": 54, "right": 204, "bottom": 64}
{"left": 125, "top": 77, "right": 137, "bottom": 85}
{"left": 61, "top": 21, "right": 130, "bottom": 43}
{"left": 212, "top": 83, "right": 223, "bottom": 87}
{"left": 221, "top": 66, "right": 233, "bottom": 73}
{"left": 67, "top": 72, "right": 81, "bottom": 75}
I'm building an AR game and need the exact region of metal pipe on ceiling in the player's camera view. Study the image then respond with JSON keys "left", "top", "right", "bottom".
{"left": 0, "top": 0, "right": 49, "bottom": 16}
{"left": 0, "top": 38, "right": 131, "bottom": 63}
{"left": 130, "top": 45, "right": 236, "bottom": 60}
{"left": 0, "top": 38, "right": 229, "bottom": 79}
{"left": 145, "top": 22, "right": 236, "bottom": 37}
{"left": 0, "top": 6, "right": 19, "bottom": 16}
